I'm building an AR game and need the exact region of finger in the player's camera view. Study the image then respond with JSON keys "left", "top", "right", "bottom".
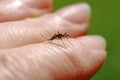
{"left": 0, "top": 0, "right": 52, "bottom": 22}
{"left": 0, "top": 3, "right": 91, "bottom": 49}
{"left": 0, "top": 36, "right": 106, "bottom": 80}
{"left": 55, "top": 3, "right": 91, "bottom": 24}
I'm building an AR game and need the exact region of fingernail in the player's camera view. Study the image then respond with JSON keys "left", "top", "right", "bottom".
{"left": 55, "top": 3, "right": 91, "bottom": 23}
{"left": 78, "top": 35, "right": 106, "bottom": 49}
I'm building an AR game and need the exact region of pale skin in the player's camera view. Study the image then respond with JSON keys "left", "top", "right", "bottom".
{"left": 0, "top": 0, "right": 106, "bottom": 80}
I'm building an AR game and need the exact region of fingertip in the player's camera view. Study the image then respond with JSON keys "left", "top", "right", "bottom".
{"left": 55, "top": 3, "right": 91, "bottom": 23}
{"left": 78, "top": 35, "right": 107, "bottom": 50}
{"left": 78, "top": 2, "right": 91, "bottom": 14}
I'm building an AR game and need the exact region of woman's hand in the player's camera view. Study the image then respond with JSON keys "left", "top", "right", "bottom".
{"left": 0, "top": 0, "right": 106, "bottom": 80}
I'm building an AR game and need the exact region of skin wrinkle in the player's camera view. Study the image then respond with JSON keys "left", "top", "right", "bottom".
{"left": 28, "top": 16, "right": 56, "bottom": 40}
{"left": 21, "top": 42, "right": 77, "bottom": 79}
{"left": 0, "top": 53, "right": 18, "bottom": 80}
{"left": 0, "top": 50, "right": 36, "bottom": 80}
{"left": 0, "top": 28, "right": 17, "bottom": 48}
{"left": 5, "top": 53, "right": 26, "bottom": 80}
{"left": 24, "top": 15, "right": 57, "bottom": 40}
{"left": 46, "top": 45, "right": 76, "bottom": 80}
{"left": 2, "top": 54, "right": 16, "bottom": 79}
{"left": 9, "top": 44, "right": 54, "bottom": 79}
{"left": 0, "top": 29, "right": 7, "bottom": 47}
{"left": 25, "top": 17, "right": 57, "bottom": 42}
{"left": 28, "top": 54, "right": 44, "bottom": 80}
{"left": 27, "top": 45, "right": 53, "bottom": 79}
{"left": 26, "top": 44, "right": 64, "bottom": 80}
{"left": 0, "top": 17, "right": 53, "bottom": 48}
{"left": 35, "top": 43, "right": 75, "bottom": 79}
{"left": 63, "top": 39, "right": 88, "bottom": 79}
{"left": 19, "top": 19, "right": 45, "bottom": 42}
{"left": 50, "top": 39, "right": 80, "bottom": 69}
{"left": 0, "top": 25, "right": 24, "bottom": 48}
{"left": 40, "top": 14, "right": 60, "bottom": 37}
{"left": 16, "top": 52, "right": 37, "bottom": 80}
{"left": 23, "top": 54, "right": 37, "bottom": 80}
{"left": 41, "top": 44, "right": 62, "bottom": 79}
{"left": 44, "top": 40, "right": 84, "bottom": 79}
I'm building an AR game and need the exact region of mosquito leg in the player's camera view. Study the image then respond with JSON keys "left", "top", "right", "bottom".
{"left": 60, "top": 38, "right": 67, "bottom": 48}
{"left": 66, "top": 35, "right": 73, "bottom": 46}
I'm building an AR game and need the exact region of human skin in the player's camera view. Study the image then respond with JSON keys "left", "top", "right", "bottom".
{"left": 0, "top": 0, "right": 106, "bottom": 80}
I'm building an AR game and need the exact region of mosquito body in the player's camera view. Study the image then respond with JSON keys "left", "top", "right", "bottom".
{"left": 49, "top": 32, "right": 69, "bottom": 40}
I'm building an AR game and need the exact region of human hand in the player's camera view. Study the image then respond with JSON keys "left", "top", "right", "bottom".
{"left": 0, "top": 0, "right": 106, "bottom": 80}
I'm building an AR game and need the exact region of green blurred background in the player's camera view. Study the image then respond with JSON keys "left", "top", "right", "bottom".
{"left": 54, "top": 0, "right": 120, "bottom": 80}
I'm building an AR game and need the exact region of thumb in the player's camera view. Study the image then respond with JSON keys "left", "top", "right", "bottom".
{"left": 0, "top": 36, "right": 106, "bottom": 80}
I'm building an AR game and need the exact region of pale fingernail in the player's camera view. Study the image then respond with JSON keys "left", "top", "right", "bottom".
{"left": 78, "top": 35, "right": 106, "bottom": 49}
{"left": 55, "top": 3, "right": 91, "bottom": 23}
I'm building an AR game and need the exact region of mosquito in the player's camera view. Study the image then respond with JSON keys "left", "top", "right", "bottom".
{"left": 49, "top": 31, "right": 69, "bottom": 40}
{"left": 48, "top": 31, "right": 71, "bottom": 47}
